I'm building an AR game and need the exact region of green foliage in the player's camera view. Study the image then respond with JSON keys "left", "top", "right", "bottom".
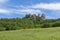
{"left": 0, "top": 27, "right": 5, "bottom": 31}
{"left": 52, "top": 21, "right": 60, "bottom": 27}
{"left": 41, "top": 23, "right": 52, "bottom": 28}
{"left": 0, "top": 14, "right": 60, "bottom": 31}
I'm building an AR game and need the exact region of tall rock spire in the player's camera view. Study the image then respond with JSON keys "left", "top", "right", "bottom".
{"left": 40, "top": 13, "right": 46, "bottom": 20}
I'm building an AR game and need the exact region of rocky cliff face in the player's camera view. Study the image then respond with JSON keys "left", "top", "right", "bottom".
{"left": 25, "top": 13, "right": 46, "bottom": 20}
{"left": 40, "top": 14, "right": 46, "bottom": 20}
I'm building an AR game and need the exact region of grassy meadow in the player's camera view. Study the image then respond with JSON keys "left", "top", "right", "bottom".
{"left": 0, "top": 27, "right": 60, "bottom": 40}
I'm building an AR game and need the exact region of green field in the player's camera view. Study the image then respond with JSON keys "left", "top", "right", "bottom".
{"left": 0, "top": 27, "right": 60, "bottom": 40}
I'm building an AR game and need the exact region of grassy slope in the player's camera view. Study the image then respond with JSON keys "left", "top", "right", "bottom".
{"left": 0, "top": 27, "right": 60, "bottom": 40}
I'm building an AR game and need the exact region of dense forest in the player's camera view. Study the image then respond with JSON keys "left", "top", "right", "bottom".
{"left": 0, "top": 14, "right": 60, "bottom": 31}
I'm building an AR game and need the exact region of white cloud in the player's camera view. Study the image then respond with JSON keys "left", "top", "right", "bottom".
{"left": 32, "top": 3, "right": 60, "bottom": 10}
{"left": 15, "top": 9, "right": 42, "bottom": 15}
{"left": 0, "top": 0, "right": 9, "bottom": 4}
{"left": 0, "top": 9, "right": 11, "bottom": 14}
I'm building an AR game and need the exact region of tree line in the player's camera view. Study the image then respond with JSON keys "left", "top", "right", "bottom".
{"left": 0, "top": 14, "right": 60, "bottom": 31}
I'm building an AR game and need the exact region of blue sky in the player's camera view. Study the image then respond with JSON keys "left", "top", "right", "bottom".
{"left": 0, "top": 0, "right": 60, "bottom": 19}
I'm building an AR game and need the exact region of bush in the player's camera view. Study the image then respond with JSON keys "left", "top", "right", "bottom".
{"left": 41, "top": 23, "right": 53, "bottom": 28}
{"left": 0, "top": 27, "right": 6, "bottom": 31}
{"left": 52, "top": 22, "right": 60, "bottom": 27}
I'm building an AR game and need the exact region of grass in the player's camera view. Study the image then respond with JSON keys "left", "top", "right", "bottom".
{"left": 0, "top": 27, "right": 60, "bottom": 40}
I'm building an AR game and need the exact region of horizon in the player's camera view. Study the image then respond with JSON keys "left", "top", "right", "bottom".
{"left": 0, "top": 0, "right": 60, "bottom": 19}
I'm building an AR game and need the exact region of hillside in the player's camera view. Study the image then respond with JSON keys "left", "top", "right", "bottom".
{"left": 0, "top": 27, "right": 60, "bottom": 40}
{"left": 0, "top": 14, "right": 60, "bottom": 31}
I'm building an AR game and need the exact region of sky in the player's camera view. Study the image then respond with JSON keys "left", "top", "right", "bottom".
{"left": 0, "top": 0, "right": 60, "bottom": 19}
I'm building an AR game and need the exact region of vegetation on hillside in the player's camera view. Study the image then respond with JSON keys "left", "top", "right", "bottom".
{"left": 0, "top": 14, "right": 60, "bottom": 31}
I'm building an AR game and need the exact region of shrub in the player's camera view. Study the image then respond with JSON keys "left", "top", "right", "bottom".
{"left": 52, "top": 22, "right": 60, "bottom": 27}
{"left": 0, "top": 27, "right": 6, "bottom": 31}
{"left": 41, "top": 23, "right": 52, "bottom": 28}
